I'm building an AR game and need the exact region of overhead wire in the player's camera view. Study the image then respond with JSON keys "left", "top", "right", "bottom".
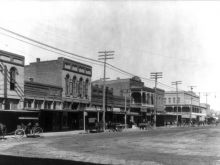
{"left": 0, "top": 26, "right": 189, "bottom": 92}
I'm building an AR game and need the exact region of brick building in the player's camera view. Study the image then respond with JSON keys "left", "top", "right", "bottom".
{"left": 25, "top": 57, "right": 92, "bottom": 130}
{"left": 88, "top": 83, "right": 130, "bottom": 129}
{"left": 92, "top": 76, "right": 160, "bottom": 126}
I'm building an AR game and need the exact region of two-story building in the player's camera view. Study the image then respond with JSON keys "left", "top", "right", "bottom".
{"left": 25, "top": 57, "right": 92, "bottom": 130}
{"left": 164, "top": 91, "right": 204, "bottom": 124}
{"left": 93, "top": 76, "right": 160, "bottom": 126}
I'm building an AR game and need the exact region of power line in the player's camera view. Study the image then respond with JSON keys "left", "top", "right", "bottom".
{"left": 0, "top": 26, "right": 190, "bottom": 93}
{"left": 0, "top": 26, "right": 102, "bottom": 64}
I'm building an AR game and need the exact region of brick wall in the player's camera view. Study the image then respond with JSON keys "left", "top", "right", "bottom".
{"left": 25, "top": 60, "right": 62, "bottom": 87}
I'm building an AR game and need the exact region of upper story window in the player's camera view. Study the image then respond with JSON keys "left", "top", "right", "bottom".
{"left": 173, "top": 97, "right": 175, "bottom": 103}
{"left": 72, "top": 76, "right": 77, "bottom": 97}
{"left": 65, "top": 74, "right": 70, "bottom": 96}
{"left": 85, "top": 79, "right": 89, "bottom": 98}
{"left": 177, "top": 97, "right": 180, "bottom": 103}
{"left": 78, "top": 77, "right": 83, "bottom": 97}
{"left": 168, "top": 98, "right": 171, "bottom": 103}
{"left": 164, "top": 98, "right": 166, "bottom": 104}
{"left": 10, "top": 67, "right": 18, "bottom": 90}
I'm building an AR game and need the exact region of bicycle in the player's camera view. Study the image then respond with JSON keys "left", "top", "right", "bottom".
{"left": 14, "top": 124, "right": 43, "bottom": 138}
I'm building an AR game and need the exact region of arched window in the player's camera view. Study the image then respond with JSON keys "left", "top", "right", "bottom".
{"left": 65, "top": 74, "right": 70, "bottom": 96}
{"left": 85, "top": 79, "right": 89, "bottom": 98}
{"left": 72, "top": 76, "right": 77, "bottom": 97}
{"left": 78, "top": 77, "right": 83, "bottom": 97}
{"left": 69, "top": 78, "right": 73, "bottom": 95}
{"left": 10, "top": 67, "right": 18, "bottom": 90}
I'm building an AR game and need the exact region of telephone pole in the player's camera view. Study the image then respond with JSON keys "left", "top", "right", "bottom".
{"left": 172, "top": 81, "right": 182, "bottom": 126}
{"left": 98, "top": 51, "right": 114, "bottom": 131}
{"left": 188, "top": 85, "right": 196, "bottom": 125}
{"left": 204, "top": 92, "right": 210, "bottom": 113}
{"left": 150, "top": 72, "right": 163, "bottom": 128}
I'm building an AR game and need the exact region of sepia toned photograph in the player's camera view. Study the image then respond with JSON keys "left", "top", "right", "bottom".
{"left": 0, "top": 1, "right": 219, "bottom": 165}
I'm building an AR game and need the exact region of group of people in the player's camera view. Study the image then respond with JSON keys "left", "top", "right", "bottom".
{"left": 19, "top": 122, "right": 39, "bottom": 134}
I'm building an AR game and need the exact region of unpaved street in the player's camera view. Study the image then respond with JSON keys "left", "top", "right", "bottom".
{"left": 0, "top": 126, "right": 220, "bottom": 165}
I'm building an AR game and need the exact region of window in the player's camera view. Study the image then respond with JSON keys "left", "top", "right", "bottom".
{"left": 72, "top": 76, "right": 77, "bottom": 97}
{"left": 69, "top": 80, "right": 73, "bottom": 95}
{"left": 85, "top": 79, "right": 89, "bottom": 98}
{"left": 177, "top": 97, "right": 180, "bottom": 103}
{"left": 10, "top": 67, "right": 17, "bottom": 90}
{"left": 65, "top": 74, "right": 70, "bottom": 96}
{"left": 173, "top": 97, "right": 175, "bottom": 103}
{"left": 164, "top": 98, "right": 167, "bottom": 104}
{"left": 168, "top": 98, "right": 171, "bottom": 103}
{"left": 78, "top": 78, "right": 83, "bottom": 97}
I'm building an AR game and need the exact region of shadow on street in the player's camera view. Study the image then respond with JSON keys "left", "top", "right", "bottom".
{"left": 0, "top": 154, "right": 104, "bottom": 165}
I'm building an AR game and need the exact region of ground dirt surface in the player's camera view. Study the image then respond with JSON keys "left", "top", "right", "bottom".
{"left": 0, "top": 125, "right": 220, "bottom": 165}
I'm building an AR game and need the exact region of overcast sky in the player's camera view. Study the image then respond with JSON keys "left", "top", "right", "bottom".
{"left": 0, "top": 1, "right": 220, "bottom": 110}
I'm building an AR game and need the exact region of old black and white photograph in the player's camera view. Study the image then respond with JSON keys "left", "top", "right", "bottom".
{"left": 0, "top": 1, "right": 219, "bottom": 165}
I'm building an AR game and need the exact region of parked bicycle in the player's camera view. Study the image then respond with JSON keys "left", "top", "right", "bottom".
{"left": 14, "top": 122, "right": 43, "bottom": 138}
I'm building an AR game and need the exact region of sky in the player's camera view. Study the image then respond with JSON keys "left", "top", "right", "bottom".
{"left": 0, "top": 1, "right": 220, "bottom": 110}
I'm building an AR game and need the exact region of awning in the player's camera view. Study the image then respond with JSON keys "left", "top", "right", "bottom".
{"left": 127, "top": 112, "right": 140, "bottom": 116}
{"left": 40, "top": 109, "right": 80, "bottom": 112}
{"left": 113, "top": 111, "right": 125, "bottom": 115}
{"left": 18, "top": 117, "right": 39, "bottom": 120}
{"left": 0, "top": 110, "right": 39, "bottom": 113}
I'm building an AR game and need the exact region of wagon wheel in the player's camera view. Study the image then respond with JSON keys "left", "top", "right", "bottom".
{"left": 14, "top": 129, "right": 25, "bottom": 138}
{"left": 33, "top": 127, "right": 43, "bottom": 136}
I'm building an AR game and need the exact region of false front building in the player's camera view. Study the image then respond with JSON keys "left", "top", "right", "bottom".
{"left": 25, "top": 57, "right": 92, "bottom": 131}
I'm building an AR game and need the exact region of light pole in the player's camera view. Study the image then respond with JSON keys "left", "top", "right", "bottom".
{"left": 172, "top": 81, "right": 182, "bottom": 126}
{"left": 150, "top": 72, "right": 163, "bottom": 128}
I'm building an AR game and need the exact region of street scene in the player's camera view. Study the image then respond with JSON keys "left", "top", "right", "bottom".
{"left": 0, "top": 1, "right": 220, "bottom": 165}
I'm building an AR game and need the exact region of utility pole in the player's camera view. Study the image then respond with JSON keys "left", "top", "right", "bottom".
{"left": 172, "top": 81, "right": 182, "bottom": 126}
{"left": 150, "top": 72, "right": 163, "bottom": 128}
{"left": 204, "top": 92, "right": 209, "bottom": 106}
{"left": 122, "top": 89, "right": 130, "bottom": 129}
{"left": 204, "top": 92, "right": 209, "bottom": 114}
{"left": 188, "top": 86, "right": 196, "bottom": 125}
{"left": 98, "top": 51, "right": 114, "bottom": 131}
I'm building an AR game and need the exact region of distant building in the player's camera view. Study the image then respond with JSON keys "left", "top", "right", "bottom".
{"left": 165, "top": 91, "right": 205, "bottom": 123}
{"left": 92, "top": 76, "right": 164, "bottom": 126}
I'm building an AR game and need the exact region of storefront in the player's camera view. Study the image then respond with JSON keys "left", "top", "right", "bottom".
{"left": 0, "top": 110, "right": 39, "bottom": 133}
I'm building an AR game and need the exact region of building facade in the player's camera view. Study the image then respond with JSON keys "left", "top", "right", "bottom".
{"left": 164, "top": 91, "right": 205, "bottom": 124}
{"left": 92, "top": 76, "right": 160, "bottom": 126}
{"left": 25, "top": 57, "right": 92, "bottom": 130}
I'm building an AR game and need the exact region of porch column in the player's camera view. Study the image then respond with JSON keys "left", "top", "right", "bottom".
{"left": 141, "top": 90, "right": 143, "bottom": 104}
{"left": 50, "top": 101, "right": 54, "bottom": 109}
{"left": 2, "top": 99, "right": 5, "bottom": 109}
{"left": 41, "top": 99, "right": 45, "bottom": 109}
{"left": 172, "top": 106, "right": 175, "bottom": 113}
{"left": 97, "top": 111, "right": 100, "bottom": 122}
{"left": 18, "top": 99, "right": 24, "bottom": 109}
{"left": 31, "top": 99, "right": 35, "bottom": 109}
